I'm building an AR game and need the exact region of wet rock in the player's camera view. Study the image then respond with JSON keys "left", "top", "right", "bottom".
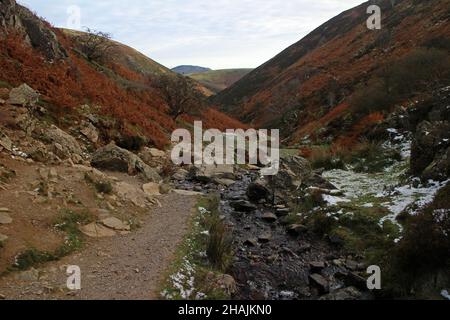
{"left": 142, "top": 182, "right": 161, "bottom": 196}
{"left": 8, "top": 84, "right": 39, "bottom": 107}
{"left": 80, "top": 223, "right": 116, "bottom": 238}
{"left": 0, "top": 212, "right": 13, "bottom": 224}
{"left": 309, "top": 273, "right": 330, "bottom": 294}
{"left": 101, "top": 217, "right": 130, "bottom": 231}
{"left": 261, "top": 212, "right": 278, "bottom": 223}
{"left": 230, "top": 200, "right": 257, "bottom": 212}
{"left": 310, "top": 261, "right": 326, "bottom": 272}
{"left": 320, "top": 287, "right": 362, "bottom": 300}
{"left": 246, "top": 181, "right": 271, "bottom": 203}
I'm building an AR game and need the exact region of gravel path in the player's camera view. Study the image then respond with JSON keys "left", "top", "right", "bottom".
{"left": 0, "top": 193, "right": 197, "bottom": 300}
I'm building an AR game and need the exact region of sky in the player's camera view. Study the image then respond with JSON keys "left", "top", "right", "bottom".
{"left": 18, "top": 0, "right": 364, "bottom": 70}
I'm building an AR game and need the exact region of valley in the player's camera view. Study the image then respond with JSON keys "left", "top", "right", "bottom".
{"left": 0, "top": 0, "right": 449, "bottom": 301}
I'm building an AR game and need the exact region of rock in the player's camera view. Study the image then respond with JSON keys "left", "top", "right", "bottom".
{"left": 244, "top": 238, "right": 258, "bottom": 247}
{"left": 0, "top": 208, "right": 10, "bottom": 212}
{"left": 261, "top": 212, "right": 278, "bottom": 223}
{"left": 172, "top": 168, "right": 189, "bottom": 181}
{"left": 44, "top": 125, "right": 83, "bottom": 161}
{"left": 0, "top": 212, "right": 13, "bottom": 224}
{"left": 80, "top": 223, "right": 116, "bottom": 238}
{"left": 147, "top": 148, "right": 166, "bottom": 158}
{"left": 258, "top": 232, "right": 272, "bottom": 243}
{"left": 345, "top": 260, "right": 365, "bottom": 271}
{"left": 411, "top": 120, "right": 450, "bottom": 181}
{"left": 80, "top": 122, "right": 99, "bottom": 143}
{"left": 92, "top": 143, "right": 161, "bottom": 182}
{"left": 310, "top": 261, "right": 326, "bottom": 272}
{"left": 246, "top": 181, "right": 271, "bottom": 203}
{"left": 172, "top": 189, "right": 203, "bottom": 196}
{"left": 142, "top": 182, "right": 161, "bottom": 196}
{"left": 0, "top": 233, "right": 8, "bottom": 244}
{"left": 115, "top": 182, "right": 151, "bottom": 208}
{"left": 214, "top": 178, "right": 236, "bottom": 187}
{"left": 309, "top": 273, "right": 330, "bottom": 294}
{"left": 320, "top": 287, "right": 362, "bottom": 300}
{"left": 190, "top": 164, "right": 235, "bottom": 182}
{"left": 8, "top": 84, "right": 40, "bottom": 107}
{"left": 101, "top": 217, "right": 130, "bottom": 231}
{"left": 287, "top": 224, "right": 308, "bottom": 236}
{"left": 230, "top": 200, "right": 257, "bottom": 212}
{"left": 0, "top": 131, "right": 12, "bottom": 152}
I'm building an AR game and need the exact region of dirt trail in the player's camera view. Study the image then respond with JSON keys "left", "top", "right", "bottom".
{"left": 0, "top": 193, "right": 196, "bottom": 300}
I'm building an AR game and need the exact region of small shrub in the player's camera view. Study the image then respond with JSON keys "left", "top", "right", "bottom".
{"left": 15, "top": 248, "right": 55, "bottom": 270}
{"left": 94, "top": 181, "right": 113, "bottom": 194}
{"left": 308, "top": 145, "right": 346, "bottom": 170}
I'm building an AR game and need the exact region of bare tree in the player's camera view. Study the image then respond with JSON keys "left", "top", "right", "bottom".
{"left": 153, "top": 74, "right": 205, "bottom": 120}
{"left": 78, "top": 28, "right": 116, "bottom": 62}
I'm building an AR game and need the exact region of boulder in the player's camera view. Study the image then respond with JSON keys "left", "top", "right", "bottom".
{"left": 115, "top": 182, "right": 151, "bottom": 208}
{"left": 246, "top": 181, "right": 271, "bottom": 203}
{"left": 101, "top": 217, "right": 130, "bottom": 231}
{"left": 142, "top": 182, "right": 161, "bottom": 196}
{"left": 44, "top": 125, "right": 83, "bottom": 161}
{"left": 214, "top": 178, "right": 236, "bottom": 187}
{"left": 287, "top": 224, "right": 308, "bottom": 236}
{"left": 0, "top": 131, "right": 12, "bottom": 152}
{"left": 411, "top": 121, "right": 450, "bottom": 180}
{"left": 261, "top": 212, "right": 278, "bottom": 223}
{"left": 7, "top": 84, "right": 39, "bottom": 107}
{"left": 422, "top": 147, "right": 450, "bottom": 181}
{"left": 92, "top": 143, "right": 161, "bottom": 183}
{"left": 80, "top": 121, "right": 99, "bottom": 143}
{"left": 138, "top": 147, "right": 168, "bottom": 168}
{"left": 309, "top": 273, "right": 330, "bottom": 294}
{"left": 80, "top": 223, "right": 116, "bottom": 238}
{"left": 0, "top": 233, "right": 8, "bottom": 244}
{"left": 230, "top": 200, "right": 257, "bottom": 212}
{"left": 172, "top": 168, "right": 189, "bottom": 181}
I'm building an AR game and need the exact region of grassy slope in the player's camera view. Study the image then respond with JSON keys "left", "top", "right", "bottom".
{"left": 189, "top": 69, "right": 253, "bottom": 93}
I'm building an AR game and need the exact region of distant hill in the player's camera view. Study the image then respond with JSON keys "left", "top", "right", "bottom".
{"left": 172, "top": 65, "right": 211, "bottom": 75}
{"left": 189, "top": 69, "right": 253, "bottom": 94}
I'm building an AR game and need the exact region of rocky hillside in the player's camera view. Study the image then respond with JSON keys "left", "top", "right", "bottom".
{"left": 0, "top": 0, "right": 244, "bottom": 150}
{"left": 189, "top": 69, "right": 253, "bottom": 93}
{"left": 212, "top": 0, "right": 450, "bottom": 146}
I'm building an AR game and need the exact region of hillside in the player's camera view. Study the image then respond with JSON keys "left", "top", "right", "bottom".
{"left": 172, "top": 65, "right": 211, "bottom": 75}
{"left": 189, "top": 69, "right": 253, "bottom": 93}
{"left": 0, "top": 0, "right": 244, "bottom": 149}
{"left": 213, "top": 0, "right": 450, "bottom": 146}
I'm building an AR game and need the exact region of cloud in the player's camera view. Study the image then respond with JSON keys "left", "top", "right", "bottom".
{"left": 17, "top": 0, "right": 364, "bottom": 69}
